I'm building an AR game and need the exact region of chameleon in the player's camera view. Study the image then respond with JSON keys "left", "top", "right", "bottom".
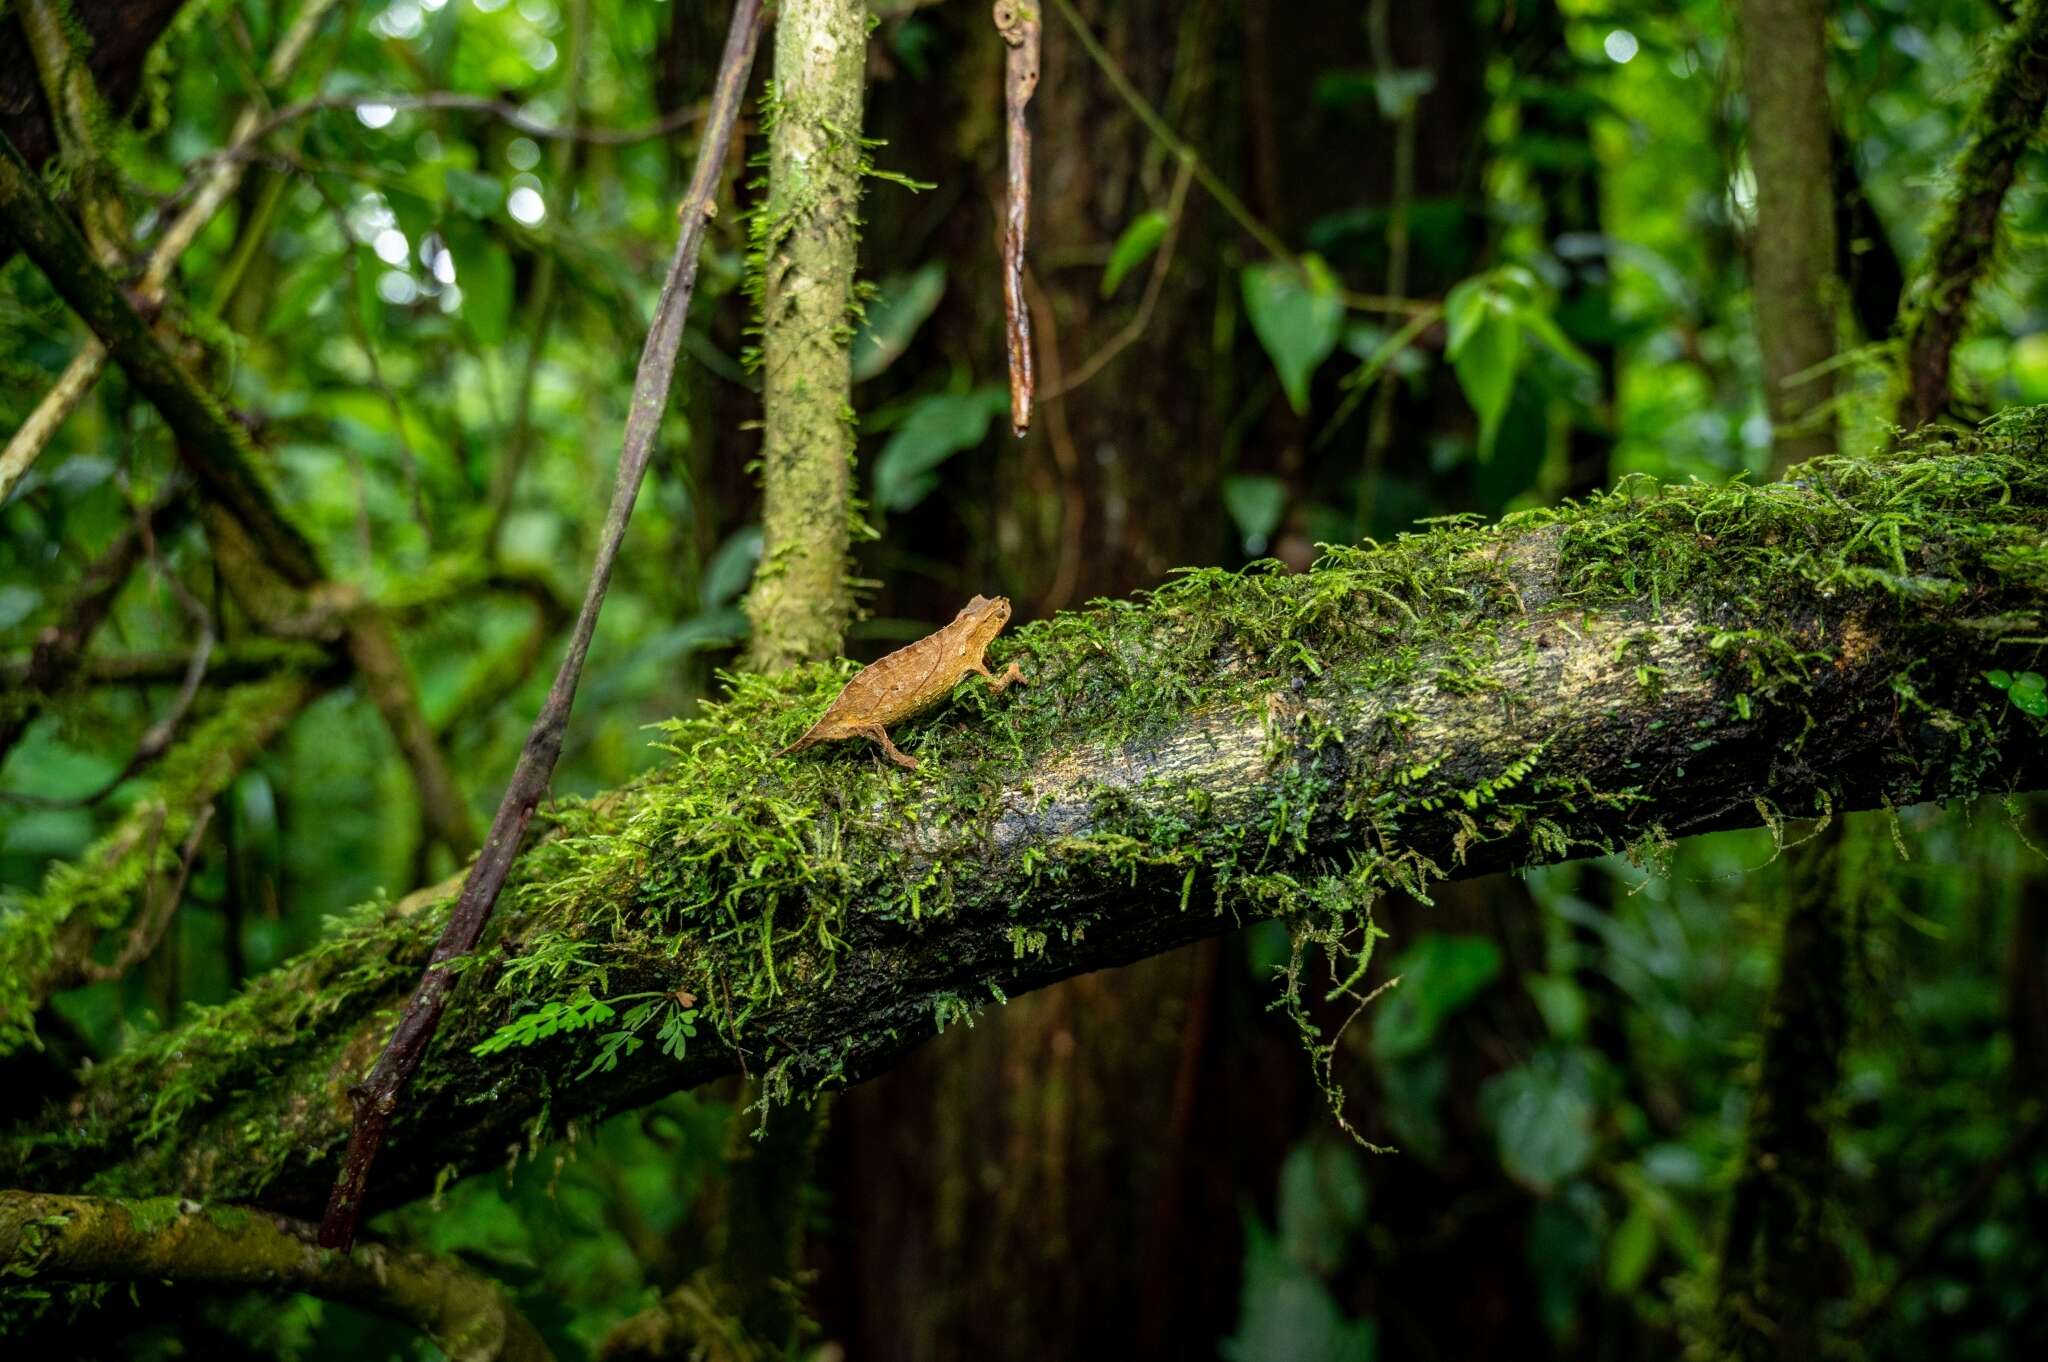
{"left": 778, "top": 594, "right": 1025, "bottom": 770}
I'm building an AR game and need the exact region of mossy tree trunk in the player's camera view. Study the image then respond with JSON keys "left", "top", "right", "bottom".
{"left": 741, "top": 0, "right": 867, "bottom": 675}
{"left": 6, "top": 425, "right": 2046, "bottom": 1242}
{"left": 1896, "top": 0, "right": 2048, "bottom": 429}
{"left": 1736, "top": 0, "right": 1839, "bottom": 466}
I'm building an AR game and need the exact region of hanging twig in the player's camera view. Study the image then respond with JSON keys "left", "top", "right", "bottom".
{"left": 316, "top": 0, "right": 768, "bottom": 1254}
{"left": 994, "top": 1, "right": 1041, "bottom": 436}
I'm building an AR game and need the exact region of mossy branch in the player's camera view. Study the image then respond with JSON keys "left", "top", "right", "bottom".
{"left": 1898, "top": 0, "right": 2048, "bottom": 429}
{"left": 315, "top": 0, "right": 769, "bottom": 1253}
{"left": 7, "top": 416, "right": 2048, "bottom": 1224}
{"left": 0, "top": 671, "right": 335, "bottom": 1053}
{"left": 0, "top": 1190, "right": 553, "bottom": 1362}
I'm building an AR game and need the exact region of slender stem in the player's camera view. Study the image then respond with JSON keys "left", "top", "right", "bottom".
{"left": 315, "top": 0, "right": 769, "bottom": 1253}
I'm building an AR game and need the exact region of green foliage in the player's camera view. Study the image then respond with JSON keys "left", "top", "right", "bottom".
{"left": 870, "top": 386, "right": 1009, "bottom": 513}
{"left": 1101, "top": 210, "right": 1169, "bottom": 297}
{"left": 1445, "top": 265, "right": 1595, "bottom": 462}
{"left": 1243, "top": 256, "right": 1345, "bottom": 414}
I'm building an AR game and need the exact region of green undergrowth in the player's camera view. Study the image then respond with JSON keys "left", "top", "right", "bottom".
{"left": 0, "top": 673, "right": 315, "bottom": 1055}
{"left": 14, "top": 414, "right": 2048, "bottom": 1185}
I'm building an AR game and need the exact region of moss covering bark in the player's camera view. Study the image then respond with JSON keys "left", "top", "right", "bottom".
{"left": 6, "top": 416, "right": 2048, "bottom": 1221}
{"left": 0, "top": 671, "right": 333, "bottom": 1053}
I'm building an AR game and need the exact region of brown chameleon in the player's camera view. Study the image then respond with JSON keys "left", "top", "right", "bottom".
{"left": 778, "top": 595, "right": 1025, "bottom": 770}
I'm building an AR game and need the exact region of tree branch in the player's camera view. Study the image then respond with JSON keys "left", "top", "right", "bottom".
{"left": 0, "top": 483, "right": 190, "bottom": 769}
{"left": 1898, "top": 0, "right": 2048, "bottom": 429}
{"left": 8, "top": 419, "right": 2047, "bottom": 1225}
{"left": 0, "top": 1190, "right": 553, "bottom": 1362}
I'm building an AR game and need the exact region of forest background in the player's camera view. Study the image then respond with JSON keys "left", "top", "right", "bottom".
{"left": 3, "top": 1, "right": 2047, "bottom": 1360}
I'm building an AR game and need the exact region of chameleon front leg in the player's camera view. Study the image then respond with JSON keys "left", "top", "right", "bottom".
{"left": 971, "top": 659, "right": 1026, "bottom": 694}
{"left": 860, "top": 724, "right": 921, "bottom": 770}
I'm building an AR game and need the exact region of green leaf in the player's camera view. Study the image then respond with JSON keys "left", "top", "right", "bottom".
{"left": 1223, "top": 1214, "right": 1378, "bottom": 1362}
{"left": 1276, "top": 1141, "right": 1368, "bottom": 1274}
{"left": 264, "top": 251, "right": 339, "bottom": 338}
{"left": 1222, "top": 474, "right": 1289, "bottom": 554}
{"left": 445, "top": 168, "right": 505, "bottom": 218}
{"left": 461, "top": 241, "right": 516, "bottom": 347}
{"left": 853, "top": 263, "right": 947, "bottom": 382}
{"left": 1986, "top": 669, "right": 2015, "bottom": 689}
{"left": 871, "top": 388, "right": 1008, "bottom": 513}
{"left": 1450, "top": 309, "right": 1520, "bottom": 462}
{"left": 2011, "top": 683, "right": 2048, "bottom": 717}
{"left": 700, "top": 526, "right": 763, "bottom": 611}
{"left": 0, "top": 584, "right": 40, "bottom": 631}
{"left": 1480, "top": 1048, "right": 1598, "bottom": 1192}
{"left": 1606, "top": 1196, "right": 1659, "bottom": 1295}
{"left": 384, "top": 188, "right": 437, "bottom": 249}
{"left": 1243, "top": 256, "right": 1344, "bottom": 414}
{"left": 1370, "top": 934, "right": 1503, "bottom": 1060}
{"left": 1101, "top": 210, "right": 1169, "bottom": 297}
{"left": 354, "top": 247, "right": 385, "bottom": 342}
{"left": 1518, "top": 305, "right": 1599, "bottom": 377}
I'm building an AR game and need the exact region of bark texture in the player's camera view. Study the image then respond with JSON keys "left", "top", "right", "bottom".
{"left": 5, "top": 419, "right": 2046, "bottom": 1224}
{"left": 742, "top": 0, "right": 867, "bottom": 673}
{"left": 1736, "top": 0, "right": 1839, "bottom": 467}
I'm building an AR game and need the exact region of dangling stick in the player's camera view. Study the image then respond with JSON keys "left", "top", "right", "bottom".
{"left": 995, "top": 1, "right": 1041, "bottom": 436}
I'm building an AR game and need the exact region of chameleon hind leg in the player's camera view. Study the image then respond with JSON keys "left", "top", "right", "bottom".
{"left": 860, "top": 724, "right": 920, "bottom": 770}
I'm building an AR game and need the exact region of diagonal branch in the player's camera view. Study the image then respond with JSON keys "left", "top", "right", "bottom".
{"left": 0, "top": 0, "right": 344, "bottom": 505}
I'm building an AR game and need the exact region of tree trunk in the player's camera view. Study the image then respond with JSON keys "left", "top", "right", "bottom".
{"left": 1736, "top": 0, "right": 1839, "bottom": 466}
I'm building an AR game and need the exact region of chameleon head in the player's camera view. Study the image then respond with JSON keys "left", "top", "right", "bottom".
{"left": 958, "top": 593, "right": 1013, "bottom": 644}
